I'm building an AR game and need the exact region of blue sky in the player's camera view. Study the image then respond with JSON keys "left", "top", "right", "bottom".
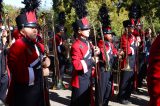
{"left": 4, "top": 0, "right": 52, "bottom": 9}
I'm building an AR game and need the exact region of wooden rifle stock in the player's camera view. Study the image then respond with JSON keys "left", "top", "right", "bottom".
{"left": 134, "top": 24, "right": 142, "bottom": 90}
{"left": 141, "top": 21, "right": 146, "bottom": 53}
{"left": 93, "top": 24, "right": 103, "bottom": 106}
{"left": 121, "top": 28, "right": 132, "bottom": 71}
{"left": 51, "top": 14, "right": 62, "bottom": 89}
{"left": 40, "top": 13, "right": 50, "bottom": 106}
{"left": 41, "top": 15, "right": 49, "bottom": 56}
{"left": 3, "top": 12, "right": 12, "bottom": 47}
{"left": 6, "top": 13, "right": 12, "bottom": 47}
{"left": 99, "top": 22, "right": 111, "bottom": 71}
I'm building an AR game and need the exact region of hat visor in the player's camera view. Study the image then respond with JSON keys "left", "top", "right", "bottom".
{"left": 24, "top": 23, "right": 37, "bottom": 28}
{"left": 80, "top": 25, "right": 91, "bottom": 30}
{"left": 128, "top": 25, "right": 134, "bottom": 28}
{"left": 104, "top": 30, "right": 112, "bottom": 34}
{"left": 81, "top": 28, "right": 90, "bottom": 31}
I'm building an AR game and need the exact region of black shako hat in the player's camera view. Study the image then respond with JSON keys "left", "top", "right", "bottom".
{"left": 103, "top": 26, "right": 112, "bottom": 34}
{"left": 16, "top": 0, "right": 40, "bottom": 30}
{"left": 73, "top": 0, "right": 91, "bottom": 30}
{"left": 123, "top": 20, "right": 134, "bottom": 28}
{"left": 76, "top": 17, "right": 90, "bottom": 30}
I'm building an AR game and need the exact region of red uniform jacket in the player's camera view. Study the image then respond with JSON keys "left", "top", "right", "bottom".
{"left": 98, "top": 40, "right": 117, "bottom": 63}
{"left": 147, "top": 35, "right": 160, "bottom": 101}
{"left": 120, "top": 33, "right": 136, "bottom": 69}
{"left": 6, "top": 37, "right": 45, "bottom": 105}
{"left": 55, "top": 34, "right": 63, "bottom": 54}
{"left": 133, "top": 29, "right": 145, "bottom": 52}
{"left": 12, "top": 28, "right": 22, "bottom": 40}
{"left": 71, "top": 38, "right": 94, "bottom": 88}
{"left": 8, "top": 38, "right": 44, "bottom": 84}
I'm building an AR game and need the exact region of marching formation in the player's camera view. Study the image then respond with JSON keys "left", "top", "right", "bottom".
{"left": 0, "top": 0, "right": 159, "bottom": 106}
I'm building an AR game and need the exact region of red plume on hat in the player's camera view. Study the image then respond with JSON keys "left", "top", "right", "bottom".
{"left": 73, "top": 0, "right": 90, "bottom": 30}
{"left": 16, "top": 0, "right": 41, "bottom": 30}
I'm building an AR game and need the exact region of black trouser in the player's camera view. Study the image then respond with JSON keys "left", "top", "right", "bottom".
{"left": 118, "top": 71, "right": 134, "bottom": 101}
{"left": 12, "top": 68, "right": 45, "bottom": 106}
{"left": 70, "top": 72, "right": 91, "bottom": 106}
{"left": 13, "top": 82, "right": 44, "bottom": 106}
{"left": 100, "top": 69, "right": 112, "bottom": 106}
{"left": 138, "top": 53, "right": 147, "bottom": 87}
{"left": 59, "top": 55, "right": 67, "bottom": 80}
{"left": 0, "top": 74, "right": 8, "bottom": 101}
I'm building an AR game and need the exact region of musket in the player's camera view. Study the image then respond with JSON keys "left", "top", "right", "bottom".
{"left": 99, "top": 22, "right": 111, "bottom": 71}
{"left": 51, "top": 12, "right": 62, "bottom": 89}
{"left": 93, "top": 24, "right": 103, "bottom": 106}
{"left": 121, "top": 28, "right": 131, "bottom": 71}
{"left": 41, "top": 13, "right": 49, "bottom": 55}
{"left": 134, "top": 19, "right": 144, "bottom": 90}
{"left": 2, "top": 12, "right": 11, "bottom": 47}
{"left": 5, "top": 12, "right": 12, "bottom": 47}
{"left": 40, "top": 12, "right": 51, "bottom": 106}
{"left": 141, "top": 20, "right": 146, "bottom": 53}
{"left": 116, "top": 29, "right": 123, "bottom": 94}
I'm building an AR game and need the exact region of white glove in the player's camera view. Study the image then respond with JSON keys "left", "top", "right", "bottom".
{"left": 43, "top": 68, "right": 50, "bottom": 76}
{"left": 92, "top": 56, "right": 99, "bottom": 63}
{"left": 94, "top": 46, "right": 100, "bottom": 55}
{"left": 42, "top": 57, "right": 51, "bottom": 68}
{"left": 136, "top": 36, "right": 141, "bottom": 47}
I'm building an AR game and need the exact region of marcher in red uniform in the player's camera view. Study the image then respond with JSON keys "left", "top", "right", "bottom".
{"left": 98, "top": 26, "right": 124, "bottom": 105}
{"left": 54, "top": 25, "right": 69, "bottom": 89}
{"left": 147, "top": 31, "right": 160, "bottom": 106}
{"left": 70, "top": 1, "right": 99, "bottom": 105}
{"left": 71, "top": 17, "right": 99, "bottom": 106}
{"left": 6, "top": 0, "right": 50, "bottom": 106}
{"left": 70, "top": 17, "right": 99, "bottom": 106}
{"left": 12, "top": 27, "right": 22, "bottom": 40}
{"left": 137, "top": 28, "right": 152, "bottom": 90}
{"left": 117, "top": 20, "right": 136, "bottom": 105}
{"left": 97, "top": 4, "right": 123, "bottom": 105}
{"left": 128, "top": 3, "right": 144, "bottom": 94}
{"left": 70, "top": 4, "right": 99, "bottom": 106}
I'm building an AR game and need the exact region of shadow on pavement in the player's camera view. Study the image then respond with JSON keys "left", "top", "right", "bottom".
{"left": 49, "top": 92, "right": 70, "bottom": 105}
{"left": 110, "top": 92, "right": 149, "bottom": 106}
{"left": 130, "top": 95, "right": 149, "bottom": 106}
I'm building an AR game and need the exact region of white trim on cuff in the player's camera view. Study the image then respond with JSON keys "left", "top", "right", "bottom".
{"left": 81, "top": 60, "right": 88, "bottom": 73}
{"left": 30, "top": 58, "right": 40, "bottom": 67}
{"left": 35, "top": 45, "right": 40, "bottom": 56}
{"left": 58, "top": 46, "right": 61, "bottom": 53}
{"left": 28, "top": 67, "right": 35, "bottom": 86}
{"left": 130, "top": 47, "right": 134, "bottom": 55}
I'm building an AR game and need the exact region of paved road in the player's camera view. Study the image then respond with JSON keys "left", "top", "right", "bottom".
{"left": 48, "top": 75, "right": 149, "bottom": 106}
{"left": 49, "top": 87, "right": 149, "bottom": 106}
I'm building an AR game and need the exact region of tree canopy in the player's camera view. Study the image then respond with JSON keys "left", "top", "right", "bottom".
{"left": 3, "top": 0, "right": 160, "bottom": 36}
